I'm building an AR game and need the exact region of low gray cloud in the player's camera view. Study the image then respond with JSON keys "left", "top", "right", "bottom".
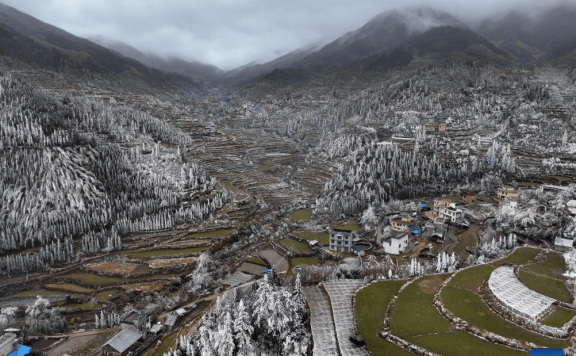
{"left": 1, "top": 0, "right": 570, "bottom": 70}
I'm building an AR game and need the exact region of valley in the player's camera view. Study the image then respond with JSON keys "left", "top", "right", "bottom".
{"left": 0, "top": 2, "right": 576, "bottom": 356}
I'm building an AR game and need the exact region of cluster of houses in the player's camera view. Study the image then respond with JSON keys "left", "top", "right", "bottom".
{"left": 101, "top": 306, "right": 194, "bottom": 356}
{"left": 325, "top": 183, "right": 576, "bottom": 258}
{"left": 328, "top": 185, "right": 576, "bottom": 256}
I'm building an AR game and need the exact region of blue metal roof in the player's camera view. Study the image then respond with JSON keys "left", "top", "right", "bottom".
{"left": 412, "top": 229, "right": 421, "bottom": 235}
{"left": 420, "top": 203, "right": 429, "bottom": 208}
{"left": 7, "top": 345, "right": 31, "bottom": 356}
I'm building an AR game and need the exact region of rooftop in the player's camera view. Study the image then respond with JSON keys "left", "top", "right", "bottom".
{"left": 105, "top": 327, "right": 142, "bottom": 354}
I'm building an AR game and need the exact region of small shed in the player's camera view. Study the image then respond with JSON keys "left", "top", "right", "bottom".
{"left": 554, "top": 237, "right": 573, "bottom": 253}
{"left": 150, "top": 324, "right": 163, "bottom": 336}
{"left": 164, "top": 313, "right": 179, "bottom": 330}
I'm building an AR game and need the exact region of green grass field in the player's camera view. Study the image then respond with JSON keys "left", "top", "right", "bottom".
{"left": 453, "top": 224, "right": 479, "bottom": 259}
{"left": 291, "top": 257, "right": 318, "bottom": 267}
{"left": 65, "top": 302, "right": 101, "bottom": 311}
{"left": 295, "top": 231, "right": 329, "bottom": 244}
{"left": 259, "top": 163, "right": 274, "bottom": 171}
{"left": 247, "top": 256, "right": 266, "bottom": 266}
{"left": 45, "top": 283, "right": 93, "bottom": 293}
{"left": 220, "top": 179, "right": 238, "bottom": 193}
{"left": 489, "top": 247, "right": 540, "bottom": 267}
{"left": 518, "top": 269, "right": 572, "bottom": 303}
{"left": 151, "top": 330, "right": 178, "bottom": 356}
{"left": 522, "top": 253, "right": 567, "bottom": 280}
{"left": 96, "top": 290, "right": 124, "bottom": 302}
{"left": 542, "top": 306, "right": 576, "bottom": 328}
{"left": 448, "top": 264, "right": 495, "bottom": 290}
{"left": 187, "top": 229, "right": 233, "bottom": 238}
{"left": 61, "top": 273, "right": 122, "bottom": 285}
{"left": 290, "top": 209, "right": 312, "bottom": 221}
{"left": 441, "top": 286, "right": 569, "bottom": 348}
{"left": 407, "top": 331, "right": 527, "bottom": 356}
{"left": 280, "top": 238, "right": 310, "bottom": 251}
{"left": 332, "top": 222, "right": 361, "bottom": 231}
{"left": 390, "top": 275, "right": 451, "bottom": 338}
{"left": 61, "top": 272, "right": 176, "bottom": 285}
{"left": 356, "top": 281, "right": 412, "bottom": 356}
{"left": 127, "top": 246, "right": 208, "bottom": 258}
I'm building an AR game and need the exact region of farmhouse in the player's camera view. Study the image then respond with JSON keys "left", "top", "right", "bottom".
{"left": 390, "top": 215, "right": 413, "bottom": 232}
{"left": 460, "top": 189, "right": 477, "bottom": 204}
{"left": 434, "top": 198, "right": 453, "bottom": 214}
{"left": 382, "top": 232, "right": 409, "bottom": 255}
{"left": 329, "top": 229, "right": 354, "bottom": 252}
{"left": 121, "top": 311, "right": 148, "bottom": 331}
{"left": 440, "top": 206, "right": 463, "bottom": 223}
{"left": 102, "top": 327, "right": 143, "bottom": 356}
{"left": 497, "top": 186, "right": 519, "bottom": 202}
{"left": 425, "top": 122, "right": 447, "bottom": 133}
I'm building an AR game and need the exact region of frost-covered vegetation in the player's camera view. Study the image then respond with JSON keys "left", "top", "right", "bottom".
{"left": 166, "top": 273, "right": 309, "bottom": 356}
{"left": 314, "top": 133, "right": 518, "bottom": 215}
{"left": 0, "top": 76, "right": 225, "bottom": 275}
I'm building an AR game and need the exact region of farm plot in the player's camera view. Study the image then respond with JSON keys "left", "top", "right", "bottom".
{"left": 295, "top": 231, "right": 329, "bottom": 244}
{"left": 86, "top": 261, "right": 150, "bottom": 275}
{"left": 304, "top": 285, "right": 339, "bottom": 356}
{"left": 518, "top": 253, "right": 572, "bottom": 302}
{"left": 45, "top": 283, "right": 93, "bottom": 294}
{"left": 541, "top": 306, "right": 576, "bottom": 327}
{"left": 126, "top": 246, "right": 208, "bottom": 258}
{"left": 391, "top": 274, "right": 526, "bottom": 356}
{"left": 147, "top": 256, "right": 198, "bottom": 269}
{"left": 323, "top": 280, "right": 370, "bottom": 356}
{"left": 222, "top": 271, "right": 254, "bottom": 287}
{"left": 441, "top": 285, "right": 569, "bottom": 348}
{"left": 355, "top": 281, "right": 412, "bottom": 356}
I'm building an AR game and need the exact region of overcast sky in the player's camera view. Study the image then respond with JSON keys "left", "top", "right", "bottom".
{"left": 1, "top": 0, "right": 570, "bottom": 70}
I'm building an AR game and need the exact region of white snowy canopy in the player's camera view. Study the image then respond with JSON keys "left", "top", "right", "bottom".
{"left": 488, "top": 266, "right": 555, "bottom": 320}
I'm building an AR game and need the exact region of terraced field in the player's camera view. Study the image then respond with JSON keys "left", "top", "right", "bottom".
{"left": 390, "top": 274, "right": 528, "bottom": 356}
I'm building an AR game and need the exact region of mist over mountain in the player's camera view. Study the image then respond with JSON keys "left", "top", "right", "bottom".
{"left": 476, "top": 3, "right": 576, "bottom": 64}
{"left": 87, "top": 35, "right": 223, "bottom": 83}
{"left": 0, "top": 1, "right": 208, "bottom": 97}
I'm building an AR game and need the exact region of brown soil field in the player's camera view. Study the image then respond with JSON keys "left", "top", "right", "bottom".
{"left": 86, "top": 261, "right": 151, "bottom": 275}
{"left": 122, "top": 282, "right": 166, "bottom": 293}
{"left": 148, "top": 256, "right": 198, "bottom": 269}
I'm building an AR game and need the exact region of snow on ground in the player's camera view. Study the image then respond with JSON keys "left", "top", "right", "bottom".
{"left": 323, "top": 280, "right": 370, "bottom": 356}
{"left": 304, "top": 285, "right": 339, "bottom": 356}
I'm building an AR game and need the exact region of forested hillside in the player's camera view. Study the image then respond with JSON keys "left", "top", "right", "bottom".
{"left": 0, "top": 75, "right": 225, "bottom": 275}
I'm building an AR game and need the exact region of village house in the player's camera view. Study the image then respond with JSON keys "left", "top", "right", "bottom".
{"left": 440, "top": 205, "right": 464, "bottom": 223}
{"left": 460, "top": 189, "right": 477, "bottom": 204}
{"left": 434, "top": 198, "right": 453, "bottom": 215}
{"left": 102, "top": 327, "right": 143, "bottom": 356}
{"left": 390, "top": 215, "right": 413, "bottom": 232}
{"left": 121, "top": 311, "right": 148, "bottom": 332}
{"left": 424, "top": 220, "right": 447, "bottom": 242}
{"left": 425, "top": 122, "right": 447, "bottom": 133}
{"left": 497, "top": 186, "right": 520, "bottom": 202}
{"left": 382, "top": 232, "right": 409, "bottom": 255}
{"left": 329, "top": 229, "right": 354, "bottom": 253}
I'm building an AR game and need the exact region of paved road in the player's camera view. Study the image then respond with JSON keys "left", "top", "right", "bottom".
{"left": 304, "top": 285, "right": 339, "bottom": 356}
{"left": 323, "top": 280, "right": 370, "bottom": 356}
